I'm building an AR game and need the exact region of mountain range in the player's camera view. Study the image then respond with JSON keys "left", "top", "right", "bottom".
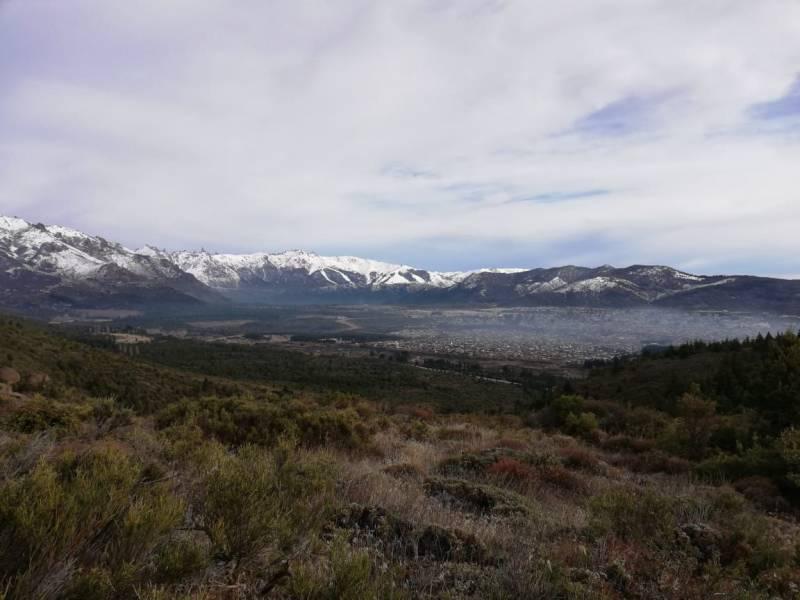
{"left": 1, "top": 215, "right": 799, "bottom": 314}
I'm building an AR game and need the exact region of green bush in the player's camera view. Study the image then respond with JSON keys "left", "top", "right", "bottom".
{"left": 152, "top": 537, "right": 209, "bottom": 584}
{"left": 779, "top": 427, "right": 800, "bottom": 487}
{"left": 694, "top": 445, "right": 785, "bottom": 483}
{"left": 288, "top": 536, "right": 407, "bottom": 600}
{"left": 564, "top": 412, "right": 599, "bottom": 438}
{"left": 156, "top": 395, "right": 372, "bottom": 450}
{"left": 192, "top": 443, "right": 336, "bottom": 580}
{"left": 551, "top": 395, "right": 585, "bottom": 422}
{"left": 3, "top": 398, "right": 90, "bottom": 433}
{"left": 0, "top": 446, "right": 181, "bottom": 598}
{"left": 589, "top": 486, "right": 676, "bottom": 544}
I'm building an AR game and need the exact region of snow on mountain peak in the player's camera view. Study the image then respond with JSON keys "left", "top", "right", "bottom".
{"left": 0, "top": 214, "right": 733, "bottom": 305}
{"left": 0, "top": 216, "right": 30, "bottom": 233}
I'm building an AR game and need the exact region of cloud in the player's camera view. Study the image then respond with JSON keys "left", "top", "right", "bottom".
{"left": 0, "top": 0, "right": 799, "bottom": 275}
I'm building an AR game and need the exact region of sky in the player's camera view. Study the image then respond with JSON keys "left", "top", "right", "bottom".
{"left": 1, "top": 1, "right": 800, "bottom": 277}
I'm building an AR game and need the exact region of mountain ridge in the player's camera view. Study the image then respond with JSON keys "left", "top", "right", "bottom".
{"left": 1, "top": 215, "right": 798, "bottom": 313}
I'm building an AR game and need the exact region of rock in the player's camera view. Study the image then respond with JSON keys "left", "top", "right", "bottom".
{"left": 569, "top": 568, "right": 608, "bottom": 586}
{"left": 423, "top": 477, "right": 530, "bottom": 516}
{"left": 336, "top": 504, "right": 416, "bottom": 558}
{"left": 0, "top": 367, "right": 20, "bottom": 385}
{"left": 24, "top": 372, "right": 51, "bottom": 391}
{"left": 336, "top": 504, "right": 489, "bottom": 564}
{"left": 417, "top": 525, "right": 454, "bottom": 560}
{"left": 679, "top": 523, "right": 722, "bottom": 563}
{"left": 417, "top": 525, "right": 488, "bottom": 564}
{"left": 605, "top": 561, "right": 632, "bottom": 593}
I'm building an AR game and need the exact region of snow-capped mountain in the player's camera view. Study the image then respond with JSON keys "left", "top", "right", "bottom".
{"left": 0, "top": 216, "right": 221, "bottom": 308}
{"left": 158, "top": 248, "right": 524, "bottom": 291}
{"left": 1, "top": 215, "right": 798, "bottom": 313}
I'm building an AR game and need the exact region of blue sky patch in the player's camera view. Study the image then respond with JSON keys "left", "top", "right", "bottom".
{"left": 509, "top": 189, "right": 610, "bottom": 204}
{"left": 750, "top": 76, "right": 800, "bottom": 120}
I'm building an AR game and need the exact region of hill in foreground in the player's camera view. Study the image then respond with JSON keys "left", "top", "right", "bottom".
{"left": 1, "top": 318, "right": 800, "bottom": 598}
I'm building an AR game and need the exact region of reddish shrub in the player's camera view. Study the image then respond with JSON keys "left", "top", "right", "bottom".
{"left": 537, "top": 465, "right": 588, "bottom": 494}
{"left": 559, "top": 446, "right": 602, "bottom": 472}
{"left": 487, "top": 458, "right": 533, "bottom": 481}
{"left": 409, "top": 406, "right": 435, "bottom": 420}
{"left": 397, "top": 405, "right": 435, "bottom": 420}
{"left": 733, "top": 476, "right": 790, "bottom": 512}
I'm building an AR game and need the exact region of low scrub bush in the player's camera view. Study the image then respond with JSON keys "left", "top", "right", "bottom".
{"left": 732, "top": 476, "right": 790, "bottom": 512}
{"left": 151, "top": 536, "right": 210, "bottom": 584}
{"left": 589, "top": 487, "right": 676, "bottom": 544}
{"left": 156, "top": 395, "right": 372, "bottom": 450}
{"left": 487, "top": 457, "right": 533, "bottom": 481}
{"left": 558, "top": 446, "right": 602, "bottom": 472}
{"left": 382, "top": 462, "right": 425, "bottom": 481}
{"left": 287, "top": 536, "right": 408, "bottom": 600}
{"left": 611, "top": 450, "right": 691, "bottom": 475}
{"left": 601, "top": 435, "right": 655, "bottom": 454}
{"left": 694, "top": 445, "right": 785, "bottom": 483}
{"left": 192, "top": 443, "right": 336, "bottom": 581}
{"left": 0, "top": 445, "right": 182, "bottom": 598}
{"left": 2, "top": 398, "right": 90, "bottom": 434}
{"left": 536, "top": 464, "right": 589, "bottom": 494}
{"left": 436, "top": 426, "right": 481, "bottom": 442}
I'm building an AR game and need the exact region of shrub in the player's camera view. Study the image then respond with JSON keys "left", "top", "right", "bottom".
{"left": 381, "top": 462, "right": 424, "bottom": 481}
{"left": 401, "top": 419, "right": 431, "bottom": 441}
{"left": 611, "top": 450, "right": 691, "bottom": 475}
{"left": 601, "top": 435, "right": 655, "bottom": 454}
{"left": 718, "top": 515, "right": 796, "bottom": 576}
{"left": 624, "top": 406, "right": 670, "bottom": 439}
{"left": 494, "top": 437, "right": 529, "bottom": 451}
{"left": 287, "top": 536, "right": 407, "bottom": 600}
{"left": 152, "top": 537, "right": 209, "bottom": 584}
{"left": 551, "top": 395, "right": 585, "bottom": 422}
{"left": 779, "top": 428, "right": 800, "bottom": 487}
{"left": 564, "top": 412, "right": 599, "bottom": 439}
{"left": 695, "top": 445, "right": 784, "bottom": 483}
{"left": 536, "top": 464, "right": 589, "bottom": 494}
{"left": 707, "top": 485, "right": 748, "bottom": 518}
{"left": 589, "top": 487, "right": 676, "bottom": 544}
{"left": 407, "top": 406, "right": 435, "bottom": 420}
{"left": 437, "top": 427, "right": 480, "bottom": 442}
{"left": 156, "top": 396, "right": 372, "bottom": 450}
{"left": 437, "top": 448, "right": 558, "bottom": 478}
{"left": 192, "top": 443, "right": 336, "bottom": 580}
{"left": 559, "top": 446, "right": 602, "bottom": 472}
{"left": 0, "top": 446, "right": 181, "bottom": 598}
{"left": 90, "top": 396, "right": 134, "bottom": 430}
{"left": 732, "top": 477, "right": 789, "bottom": 512}
{"left": 662, "top": 391, "right": 718, "bottom": 459}
{"left": 3, "top": 398, "right": 89, "bottom": 433}
{"left": 487, "top": 457, "right": 533, "bottom": 481}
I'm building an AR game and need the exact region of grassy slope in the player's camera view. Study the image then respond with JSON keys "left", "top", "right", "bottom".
{"left": 1, "top": 317, "right": 799, "bottom": 599}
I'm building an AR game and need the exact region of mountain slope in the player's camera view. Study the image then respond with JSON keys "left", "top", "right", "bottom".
{"left": 1, "top": 215, "right": 798, "bottom": 313}
{"left": 0, "top": 216, "right": 222, "bottom": 309}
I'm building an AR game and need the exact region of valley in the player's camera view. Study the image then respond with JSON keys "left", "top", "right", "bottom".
{"left": 58, "top": 304, "right": 800, "bottom": 378}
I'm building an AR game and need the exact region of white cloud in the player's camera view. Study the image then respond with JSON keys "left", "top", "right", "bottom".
{"left": 0, "top": 0, "right": 799, "bottom": 273}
